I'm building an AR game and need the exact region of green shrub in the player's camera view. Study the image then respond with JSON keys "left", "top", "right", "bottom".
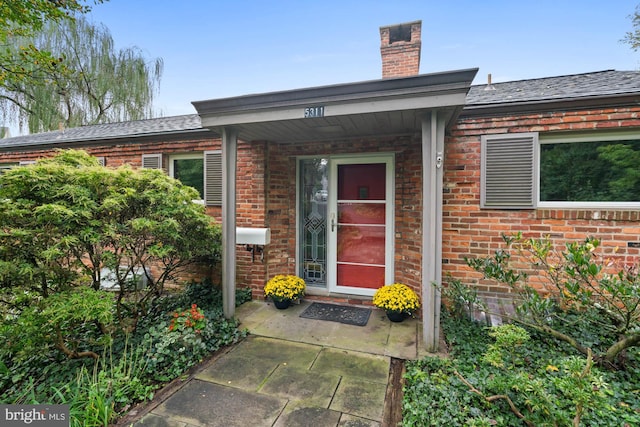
{"left": 0, "top": 150, "right": 223, "bottom": 335}
{"left": 0, "top": 279, "right": 247, "bottom": 424}
{"left": 2, "top": 286, "right": 114, "bottom": 364}
{"left": 465, "top": 234, "right": 640, "bottom": 365}
{"left": 132, "top": 280, "right": 247, "bottom": 382}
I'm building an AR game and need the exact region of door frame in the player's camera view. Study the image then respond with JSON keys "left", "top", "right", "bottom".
{"left": 326, "top": 153, "right": 395, "bottom": 296}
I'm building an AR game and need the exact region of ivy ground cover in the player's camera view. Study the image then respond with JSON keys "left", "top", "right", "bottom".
{"left": 403, "top": 312, "right": 640, "bottom": 426}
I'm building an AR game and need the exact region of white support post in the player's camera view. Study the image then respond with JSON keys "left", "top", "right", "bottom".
{"left": 421, "top": 111, "right": 445, "bottom": 351}
{"left": 222, "top": 127, "right": 238, "bottom": 319}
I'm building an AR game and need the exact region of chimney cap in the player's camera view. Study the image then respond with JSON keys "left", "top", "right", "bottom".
{"left": 379, "top": 20, "right": 422, "bottom": 31}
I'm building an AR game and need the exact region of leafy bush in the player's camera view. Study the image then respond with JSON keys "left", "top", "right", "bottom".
{"left": 0, "top": 280, "right": 248, "bottom": 424}
{"left": 52, "top": 341, "right": 155, "bottom": 427}
{"left": 0, "top": 150, "right": 223, "bottom": 337}
{"left": 142, "top": 305, "right": 240, "bottom": 382}
{"left": 466, "top": 234, "right": 640, "bottom": 365}
{"left": 3, "top": 287, "right": 114, "bottom": 362}
{"left": 439, "top": 276, "right": 486, "bottom": 320}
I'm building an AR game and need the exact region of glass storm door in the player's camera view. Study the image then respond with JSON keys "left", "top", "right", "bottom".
{"left": 328, "top": 155, "right": 394, "bottom": 296}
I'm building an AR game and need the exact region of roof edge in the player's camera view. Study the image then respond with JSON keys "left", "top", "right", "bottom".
{"left": 460, "top": 93, "right": 640, "bottom": 118}
{"left": 193, "top": 68, "right": 479, "bottom": 116}
{"left": 0, "top": 127, "right": 215, "bottom": 152}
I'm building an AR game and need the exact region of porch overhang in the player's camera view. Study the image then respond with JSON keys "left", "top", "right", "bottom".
{"left": 193, "top": 68, "right": 478, "bottom": 142}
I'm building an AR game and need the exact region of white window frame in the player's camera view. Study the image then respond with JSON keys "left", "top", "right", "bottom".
{"left": 538, "top": 130, "right": 640, "bottom": 209}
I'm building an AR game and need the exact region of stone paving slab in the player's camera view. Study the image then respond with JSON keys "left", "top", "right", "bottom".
{"left": 195, "top": 336, "right": 320, "bottom": 391}
{"left": 147, "top": 379, "right": 287, "bottom": 427}
{"left": 311, "top": 347, "right": 390, "bottom": 384}
{"left": 261, "top": 364, "right": 341, "bottom": 407}
{"left": 273, "top": 407, "right": 342, "bottom": 427}
{"left": 330, "top": 377, "right": 387, "bottom": 421}
{"left": 338, "top": 414, "right": 381, "bottom": 426}
{"left": 132, "top": 413, "right": 190, "bottom": 426}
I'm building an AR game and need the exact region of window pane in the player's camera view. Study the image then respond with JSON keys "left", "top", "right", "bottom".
{"left": 173, "top": 158, "right": 204, "bottom": 198}
{"left": 540, "top": 140, "right": 640, "bottom": 202}
{"left": 337, "top": 163, "right": 386, "bottom": 200}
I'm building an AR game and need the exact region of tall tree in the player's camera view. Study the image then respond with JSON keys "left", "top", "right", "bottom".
{"left": 623, "top": 4, "right": 640, "bottom": 51}
{"left": 0, "top": 1, "right": 96, "bottom": 93}
{"left": 0, "top": 16, "right": 163, "bottom": 132}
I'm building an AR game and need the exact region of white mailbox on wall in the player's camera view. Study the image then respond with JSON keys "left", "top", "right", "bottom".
{"left": 236, "top": 227, "right": 271, "bottom": 245}
{"left": 236, "top": 227, "right": 270, "bottom": 262}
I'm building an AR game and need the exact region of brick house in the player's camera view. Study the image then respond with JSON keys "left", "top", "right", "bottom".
{"left": 1, "top": 20, "right": 640, "bottom": 350}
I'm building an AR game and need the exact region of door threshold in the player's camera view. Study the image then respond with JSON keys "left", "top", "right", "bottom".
{"left": 305, "top": 288, "right": 374, "bottom": 306}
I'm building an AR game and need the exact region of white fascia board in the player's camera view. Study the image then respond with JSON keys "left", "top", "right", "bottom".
{"left": 199, "top": 92, "right": 468, "bottom": 128}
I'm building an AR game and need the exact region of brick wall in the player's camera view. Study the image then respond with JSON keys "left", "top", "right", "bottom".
{"left": 235, "top": 140, "right": 268, "bottom": 294}
{"left": 444, "top": 106, "right": 640, "bottom": 298}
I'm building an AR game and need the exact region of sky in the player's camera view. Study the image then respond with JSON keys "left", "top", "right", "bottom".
{"left": 14, "top": 0, "right": 640, "bottom": 133}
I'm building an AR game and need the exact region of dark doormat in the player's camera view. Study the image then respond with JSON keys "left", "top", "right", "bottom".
{"left": 299, "top": 302, "right": 372, "bottom": 327}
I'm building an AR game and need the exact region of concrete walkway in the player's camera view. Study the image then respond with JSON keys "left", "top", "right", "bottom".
{"left": 125, "top": 300, "right": 428, "bottom": 427}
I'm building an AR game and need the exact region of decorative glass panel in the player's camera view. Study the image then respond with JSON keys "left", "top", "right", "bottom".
{"left": 299, "top": 158, "right": 328, "bottom": 286}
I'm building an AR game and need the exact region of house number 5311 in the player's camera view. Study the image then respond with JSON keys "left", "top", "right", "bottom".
{"left": 304, "top": 106, "right": 324, "bottom": 118}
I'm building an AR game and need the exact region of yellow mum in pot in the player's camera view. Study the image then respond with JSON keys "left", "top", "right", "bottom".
{"left": 264, "top": 274, "right": 306, "bottom": 302}
{"left": 372, "top": 283, "right": 420, "bottom": 315}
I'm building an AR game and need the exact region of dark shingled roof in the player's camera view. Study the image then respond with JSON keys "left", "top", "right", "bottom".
{"left": 466, "top": 70, "right": 640, "bottom": 106}
{"left": 0, "top": 114, "right": 204, "bottom": 149}
{"left": 1, "top": 70, "right": 639, "bottom": 148}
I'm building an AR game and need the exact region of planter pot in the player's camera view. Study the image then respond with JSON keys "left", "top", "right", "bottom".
{"left": 386, "top": 311, "right": 408, "bottom": 323}
{"left": 273, "top": 299, "right": 291, "bottom": 310}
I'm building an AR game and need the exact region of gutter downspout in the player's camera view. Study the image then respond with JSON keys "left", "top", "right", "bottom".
{"left": 222, "top": 127, "right": 238, "bottom": 318}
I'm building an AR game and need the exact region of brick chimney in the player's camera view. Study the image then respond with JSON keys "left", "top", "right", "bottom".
{"left": 379, "top": 20, "right": 422, "bottom": 78}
